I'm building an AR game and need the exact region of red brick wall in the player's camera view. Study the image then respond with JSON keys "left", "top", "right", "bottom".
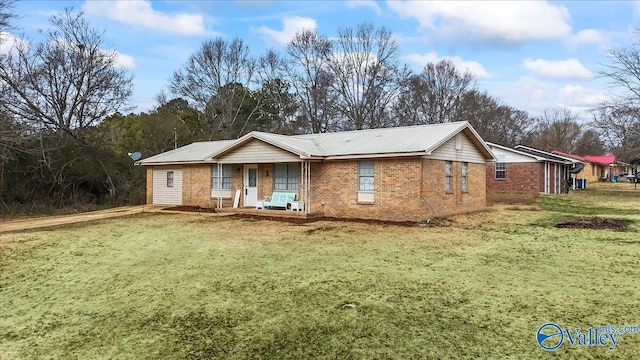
{"left": 486, "top": 162, "right": 543, "bottom": 193}
{"left": 149, "top": 159, "right": 488, "bottom": 220}
{"left": 310, "top": 158, "right": 486, "bottom": 222}
{"left": 161, "top": 163, "right": 297, "bottom": 208}
{"left": 486, "top": 162, "right": 544, "bottom": 204}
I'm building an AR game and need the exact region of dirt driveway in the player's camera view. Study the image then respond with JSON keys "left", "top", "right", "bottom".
{"left": 0, "top": 205, "right": 165, "bottom": 234}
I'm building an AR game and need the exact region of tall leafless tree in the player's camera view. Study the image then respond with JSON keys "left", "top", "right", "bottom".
{"left": 393, "top": 59, "right": 475, "bottom": 125}
{"left": 0, "top": 0, "right": 15, "bottom": 34}
{"left": 255, "top": 49, "right": 299, "bottom": 134}
{"left": 287, "top": 29, "right": 338, "bottom": 133}
{"left": 329, "top": 22, "right": 407, "bottom": 130}
{"left": 0, "top": 9, "right": 133, "bottom": 204}
{"left": 169, "top": 38, "right": 260, "bottom": 140}
{"left": 591, "top": 104, "right": 640, "bottom": 161}
{"left": 528, "top": 108, "right": 582, "bottom": 153}
{"left": 0, "top": 9, "right": 133, "bottom": 141}
{"left": 574, "top": 129, "right": 605, "bottom": 155}
{"left": 458, "top": 90, "right": 536, "bottom": 147}
{"left": 594, "top": 28, "right": 640, "bottom": 161}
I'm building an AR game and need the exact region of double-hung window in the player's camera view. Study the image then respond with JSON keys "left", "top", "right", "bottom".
{"left": 357, "top": 161, "right": 374, "bottom": 202}
{"left": 461, "top": 162, "right": 468, "bottom": 191}
{"left": 495, "top": 163, "right": 506, "bottom": 179}
{"left": 445, "top": 161, "right": 452, "bottom": 192}
{"left": 167, "top": 171, "right": 174, "bottom": 187}
{"left": 358, "top": 161, "right": 374, "bottom": 191}
{"left": 274, "top": 163, "right": 299, "bottom": 191}
{"left": 212, "top": 165, "right": 232, "bottom": 190}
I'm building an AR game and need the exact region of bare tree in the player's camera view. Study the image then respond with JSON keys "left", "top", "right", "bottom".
{"left": 591, "top": 104, "right": 640, "bottom": 161}
{"left": 329, "top": 22, "right": 407, "bottom": 130}
{"left": 0, "top": 9, "right": 133, "bottom": 205}
{"left": 594, "top": 28, "right": 640, "bottom": 161}
{"left": 0, "top": 0, "right": 16, "bottom": 34}
{"left": 287, "top": 29, "right": 338, "bottom": 133}
{"left": 254, "top": 49, "right": 299, "bottom": 134}
{"left": 393, "top": 59, "right": 476, "bottom": 125}
{"left": 458, "top": 90, "right": 536, "bottom": 147}
{"left": 169, "top": 38, "right": 260, "bottom": 140}
{"left": 528, "top": 108, "right": 583, "bottom": 153}
{"left": 0, "top": 9, "right": 133, "bottom": 141}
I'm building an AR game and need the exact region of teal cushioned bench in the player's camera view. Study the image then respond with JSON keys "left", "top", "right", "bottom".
{"left": 262, "top": 192, "right": 297, "bottom": 209}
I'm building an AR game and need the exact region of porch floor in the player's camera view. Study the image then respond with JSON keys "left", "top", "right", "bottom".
{"left": 216, "top": 207, "right": 318, "bottom": 218}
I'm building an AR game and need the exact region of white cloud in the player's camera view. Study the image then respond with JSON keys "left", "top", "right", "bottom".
{"left": 404, "top": 51, "right": 490, "bottom": 78}
{"left": 0, "top": 31, "right": 28, "bottom": 55}
{"left": 567, "top": 29, "right": 610, "bottom": 50}
{"left": 387, "top": 1, "right": 571, "bottom": 44}
{"left": 82, "top": 0, "right": 205, "bottom": 35}
{"left": 255, "top": 16, "right": 317, "bottom": 46}
{"left": 346, "top": 0, "right": 382, "bottom": 15}
{"left": 114, "top": 51, "right": 136, "bottom": 69}
{"left": 493, "top": 76, "right": 606, "bottom": 117}
{"left": 523, "top": 58, "right": 593, "bottom": 80}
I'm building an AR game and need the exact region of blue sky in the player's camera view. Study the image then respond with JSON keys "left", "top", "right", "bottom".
{"left": 3, "top": 0, "right": 638, "bottom": 119}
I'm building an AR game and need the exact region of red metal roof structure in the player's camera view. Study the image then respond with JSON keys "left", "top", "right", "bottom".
{"left": 582, "top": 155, "right": 616, "bottom": 165}
{"left": 551, "top": 151, "right": 616, "bottom": 166}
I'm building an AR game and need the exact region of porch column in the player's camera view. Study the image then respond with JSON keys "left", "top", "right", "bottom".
{"left": 217, "top": 163, "right": 222, "bottom": 209}
{"left": 300, "top": 161, "right": 310, "bottom": 215}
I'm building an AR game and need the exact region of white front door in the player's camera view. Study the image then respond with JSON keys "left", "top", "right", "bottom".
{"left": 243, "top": 165, "right": 258, "bottom": 207}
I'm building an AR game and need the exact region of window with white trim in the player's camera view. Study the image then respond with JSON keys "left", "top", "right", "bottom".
{"left": 167, "top": 171, "right": 174, "bottom": 187}
{"left": 445, "top": 161, "right": 452, "bottom": 192}
{"left": 211, "top": 165, "right": 232, "bottom": 190}
{"left": 461, "top": 162, "right": 468, "bottom": 191}
{"left": 358, "top": 161, "right": 374, "bottom": 191}
{"left": 274, "top": 163, "right": 299, "bottom": 190}
{"left": 495, "top": 163, "right": 506, "bottom": 179}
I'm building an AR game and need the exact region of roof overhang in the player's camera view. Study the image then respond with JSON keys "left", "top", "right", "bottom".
{"left": 324, "top": 151, "right": 428, "bottom": 161}
{"left": 136, "top": 160, "right": 218, "bottom": 166}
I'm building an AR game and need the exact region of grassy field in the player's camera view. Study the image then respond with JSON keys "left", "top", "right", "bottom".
{"left": 1, "top": 190, "right": 639, "bottom": 359}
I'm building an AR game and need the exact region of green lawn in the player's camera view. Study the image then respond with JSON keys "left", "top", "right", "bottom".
{"left": 1, "top": 190, "right": 639, "bottom": 359}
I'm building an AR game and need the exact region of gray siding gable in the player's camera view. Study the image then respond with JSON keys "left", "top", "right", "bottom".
{"left": 426, "top": 132, "right": 486, "bottom": 163}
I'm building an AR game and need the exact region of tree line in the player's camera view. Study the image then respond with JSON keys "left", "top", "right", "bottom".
{"left": 0, "top": 5, "right": 638, "bottom": 214}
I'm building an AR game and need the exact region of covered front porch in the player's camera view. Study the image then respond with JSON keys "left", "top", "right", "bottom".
{"left": 212, "top": 161, "right": 313, "bottom": 215}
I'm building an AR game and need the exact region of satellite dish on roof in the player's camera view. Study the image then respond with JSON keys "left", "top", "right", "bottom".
{"left": 128, "top": 152, "right": 142, "bottom": 161}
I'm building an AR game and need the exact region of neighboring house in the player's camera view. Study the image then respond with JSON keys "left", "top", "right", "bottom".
{"left": 551, "top": 151, "right": 614, "bottom": 183}
{"left": 138, "top": 121, "right": 496, "bottom": 222}
{"left": 514, "top": 145, "right": 585, "bottom": 191}
{"left": 485, "top": 143, "right": 581, "bottom": 203}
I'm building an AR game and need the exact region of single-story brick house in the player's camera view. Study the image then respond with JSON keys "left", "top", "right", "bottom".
{"left": 138, "top": 121, "right": 496, "bottom": 222}
{"left": 551, "top": 151, "right": 612, "bottom": 183}
{"left": 485, "top": 143, "right": 583, "bottom": 203}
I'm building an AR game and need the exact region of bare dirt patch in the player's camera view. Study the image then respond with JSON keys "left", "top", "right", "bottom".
{"left": 163, "top": 206, "right": 217, "bottom": 213}
{"left": 557, "top": 217, "right": 626, "bottom": 230}
{"left": 160, "top": 206, "right": 419, "bottom": 226}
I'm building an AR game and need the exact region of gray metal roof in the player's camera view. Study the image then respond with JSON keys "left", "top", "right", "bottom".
{"left": 210, "top": 121, "right": 494, "bottom": 160}
{"left": 514, "top": 145, "right": 582, "bottom": 164}
{"left": 137, "top": 140, "right": 235, "bottom": 165}
{"left": 139, "top": 121, "right": 495, "bottom": 165}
